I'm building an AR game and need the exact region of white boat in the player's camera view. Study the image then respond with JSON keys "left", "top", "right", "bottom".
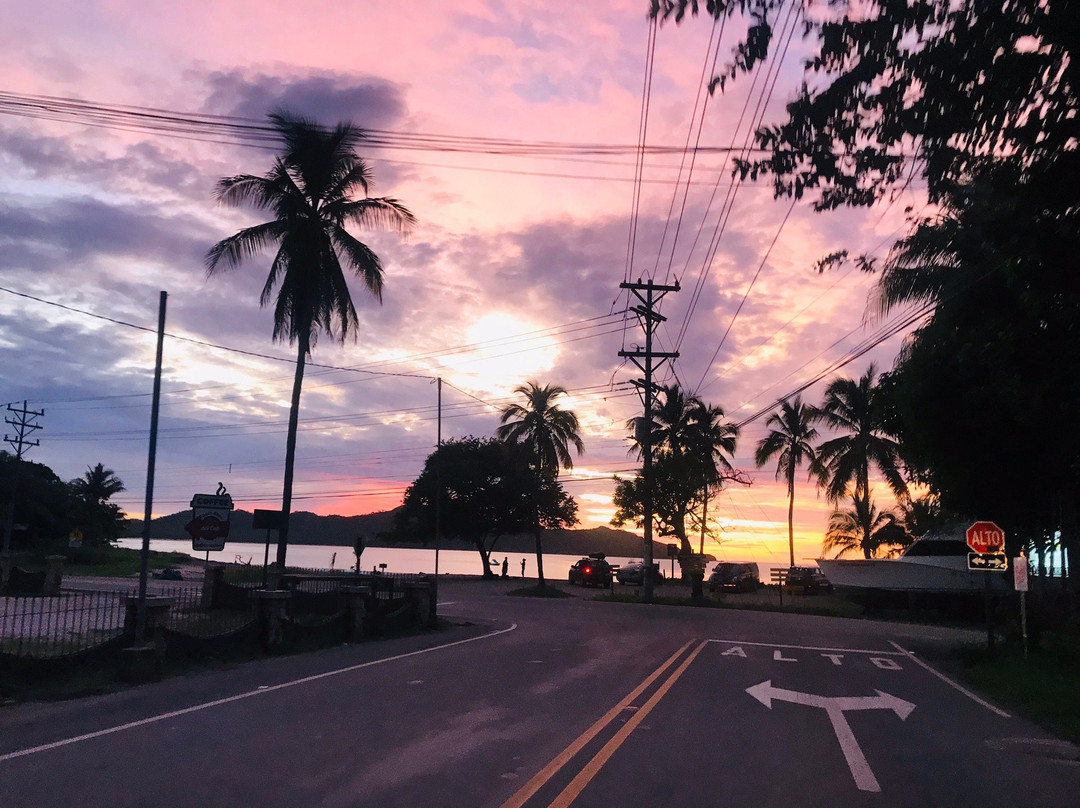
{"left": 815, "top": 532, "right": 1013, "bottom": 594}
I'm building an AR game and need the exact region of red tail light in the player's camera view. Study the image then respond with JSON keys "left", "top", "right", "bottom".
{"left": 584, "top": 566, "right": 592, "bottom": 575}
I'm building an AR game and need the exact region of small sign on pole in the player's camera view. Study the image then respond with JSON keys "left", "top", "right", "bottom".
{"left": 968, "top": 552, "right": 1007, "bottom": 571}
{"left": 1013, "top": 558, "right": 1029, "bottom": 592}
{"left": 967, "top": 520, "right": 1006, "bottom": 653}
{"left": 1014, "top": 556, "right": 1030, "bottom": 659}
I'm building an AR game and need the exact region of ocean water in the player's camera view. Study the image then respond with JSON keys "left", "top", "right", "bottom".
{"left": 116, "top": 538, "right": 788, "bottom": 581}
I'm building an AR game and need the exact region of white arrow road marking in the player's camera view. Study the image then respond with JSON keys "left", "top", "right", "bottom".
{"left": 746, "top": 680, "right": 915, "bottom": 792}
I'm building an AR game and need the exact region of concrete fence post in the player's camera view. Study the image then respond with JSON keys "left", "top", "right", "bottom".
{"left": 343, "top": 585, "right": 370, "bottom": 640}
{"left": 201, "top": 562, "right": 225, "bottom": 609}
{"left": 250, "top": 590, "right": 291, "bottom": 652}
{"left": 43, "top": 554, "right": 65, "bottom": 596}
{"left": 0, "top": 552, "right": 13, "bottom": 594}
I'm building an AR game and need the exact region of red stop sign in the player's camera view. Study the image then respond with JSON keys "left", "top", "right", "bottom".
{"left": 966, "top": 521, "right": 1005, "bottom": 554}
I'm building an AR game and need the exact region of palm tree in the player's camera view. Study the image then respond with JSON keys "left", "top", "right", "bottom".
{"left": 686, "top": 399, "right": 738, "bottom": 553}
{"left": 206, "top": 111, "right": 415, "bottom": 570}
{"left": 496, "top": 382, "right": 584, "bottom": 587}
{"left": 817, "top": 365, "right": 908, "bottom": 516}
{"left": 822, "top": 496, "right": 908, "bottom": 559}
{"left": 633, "top": 385, "right": 740, "bottom": 558}
{"left": 754, "top": 396, "right": 822, "bottom": 568}
{"left": 70, "top": 463, "right": 125, "bottom": 504}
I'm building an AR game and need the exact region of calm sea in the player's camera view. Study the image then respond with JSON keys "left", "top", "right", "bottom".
{"left": 116, "top": 538, "right": 787, "bottom": 580}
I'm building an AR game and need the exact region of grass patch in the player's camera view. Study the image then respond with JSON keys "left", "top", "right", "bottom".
{"left": 953, "top": 627, "right": 1080, "bottom": 744}
{"left": 65, "top": 546, "right": 195, "bottom": 578}
{"left": 507, "top": 584, "right": 573, "bottom": 598}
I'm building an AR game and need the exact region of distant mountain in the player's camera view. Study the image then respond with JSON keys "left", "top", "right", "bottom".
{"left": 125, "top": 509, "right": 396, "bottom": 546}
{"left": 125, "top": 509, "right": 666, "bottom": 558}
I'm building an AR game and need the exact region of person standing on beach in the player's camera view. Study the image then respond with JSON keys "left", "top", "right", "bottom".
{"left": 520, "top": 558, "right": 526, "bottom": 578}
{"left": 502, "top": 558, "right": 509, "bottom": 579}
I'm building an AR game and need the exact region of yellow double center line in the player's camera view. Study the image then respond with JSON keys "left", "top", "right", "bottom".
{"left": 499, "top": 638, "right": 708, "bottom": 808}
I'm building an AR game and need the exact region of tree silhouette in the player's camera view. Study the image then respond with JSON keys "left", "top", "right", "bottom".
{"left": 754, "top": 396, "right": 822, "bottom": 567}
{"left": 618, "top": 385, "right": 741, "bottom": 599}
{"left": 817, "top": 366, "right": 908, "bottom": 517}
{"left": 823, "top": 496, "right": 908, "bottom": 560}
{"left": 70, "top": 463, "right": 125, "bottom": 504}
{"left": 206, "top": 111, "right": 414, "bottom": 569}
{"left": 496, "top": 382, "right": 584, "bottom": 587}
{"left": 398, "top": 437, "right": 577, "bottom": 578}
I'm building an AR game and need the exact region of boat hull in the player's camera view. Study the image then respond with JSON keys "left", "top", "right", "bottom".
{"left": 815, "top": 558, "right": 1012, "bottom": 594}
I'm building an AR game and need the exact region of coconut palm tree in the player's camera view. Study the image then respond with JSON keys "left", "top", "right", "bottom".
{"left": 623, "top": 385, "right": 739, "bottom": 604}
{"left": 686, "top": 399, "right": 738, "bottom": 553}
{"left": 822, "top": 496, "right": 908, "bottom": 559}
{"left": 754, "top": 396, "right": 823, "bottom": 568}
{"left": 817, "top": 365, "right": 908, "bottom": 515}
{"left": 496, "top": 381, "right": 584, "bottom": 586}
{"left": 70, "top": 463, "right": 125, "bottom": 504}
{"left": 206, "top": 111, "right": 415, "bottom": 569}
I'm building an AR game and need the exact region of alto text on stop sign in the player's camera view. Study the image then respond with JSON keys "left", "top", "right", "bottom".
{"left": 966, "top": 521, "right": 1005, "bottom": 553}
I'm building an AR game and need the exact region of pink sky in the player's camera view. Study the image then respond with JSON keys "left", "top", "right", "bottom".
{"left": 0, "top": 2, "right": 924, "bottom": 566}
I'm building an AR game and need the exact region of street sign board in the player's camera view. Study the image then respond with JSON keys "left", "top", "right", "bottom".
{"left": 252, "top": 508, "right": 283, "bottom": 531}
{"left": 966, "top": 521, "right": 1005, "bottom": 554}
{"left": 187, "top": 491, "right": 233, "bottom": 551}
{"left": 968, "top": 552, "right": 1007, "bottom": 571}
{"left": 1013, "top": 558, "right": 1029, "bottom": 592}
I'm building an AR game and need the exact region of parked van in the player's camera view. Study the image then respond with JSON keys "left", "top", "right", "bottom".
{"left": 708, "top": 561, "right": 760, "bottom": 593}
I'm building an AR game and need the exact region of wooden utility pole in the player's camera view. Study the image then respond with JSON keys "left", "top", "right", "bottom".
{"left": 2, "top": 400, "right": 43, "bottom": 560}
{"left": 619, "top": 279, "right": 679, "bottom": 602}
{"left": 5, "top": 400, "right": 43, "bottom": 459}
{"left": 135, "top": 291, "right": 166, "bottom": 647}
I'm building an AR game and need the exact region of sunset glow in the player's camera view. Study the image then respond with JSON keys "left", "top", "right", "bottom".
{"left": 0, "top": 1, "right": 922, "bottom": 565}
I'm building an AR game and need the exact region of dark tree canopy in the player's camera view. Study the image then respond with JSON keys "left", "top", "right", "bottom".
{"left": 1, "top": 454, "right": 127, "bottom": 551}
{"left": 397, "top": 437, "right": 577, "bottom": 577}
{"left": 654, "top": 0, "right": 1078, "bottom": 211}
{"left": 657, "top": 0, "right": 1080, "bottom": 564}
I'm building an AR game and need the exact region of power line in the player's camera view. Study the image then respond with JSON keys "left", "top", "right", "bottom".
{"left": 693, "top": 195, "right": 798, "bottom": 392}
{"left": 670, "top": 0, "right": 802, "bottom": 357}
{"left": 0, "top": 90, "right": 783, "bottom": 160}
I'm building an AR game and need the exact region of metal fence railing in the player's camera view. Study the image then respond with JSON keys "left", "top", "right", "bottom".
{"left": 158, "top": 585, "right": 256, "bottom": 639}
{"left": 0, "top": 591, "right": 128, "bottom": 658}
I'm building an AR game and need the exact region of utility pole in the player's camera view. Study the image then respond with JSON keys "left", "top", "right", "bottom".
{"left": 435, "top": 376, "right": 442, "bottom": 579}
{"left": 619, "top": 279, "right": 679, "bottom": 602}
{"left": 5, "top": 400, "right": 43, "bottom": 459}
{"left": 135, "top": 291, "right": 166, "bottom": 647}
{"left": 2, "top": 401, "right": 44, "bottom": 561}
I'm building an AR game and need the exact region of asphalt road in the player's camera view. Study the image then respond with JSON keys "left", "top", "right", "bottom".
{"left": 3, "top": 580, "right": 1078, "bottom": 807}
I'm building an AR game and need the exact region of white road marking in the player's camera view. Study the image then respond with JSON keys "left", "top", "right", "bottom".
{"left": 746, "top": 680, "right": 915, "bottom": 793}
{"left": 708, "top": 638, "right": 906, "bottom": 655}
{"left": 822, "top": 654, "right": 844, "bottom": 666}
{"left": 0, "top": 623, "right": 518, "bottom": 764}
{"left": 870, "top": 657, "right": 903, "bottom": 671}
{"left": 773, "top": 649, "right": 797, "bottom": 662}
{"left": 888, "top": 641, "right": 1010, "bottom": 717}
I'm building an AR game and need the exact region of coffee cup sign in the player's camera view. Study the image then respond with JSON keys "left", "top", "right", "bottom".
{"left": 186, "top": 484, "right": 234, "bottom": 551}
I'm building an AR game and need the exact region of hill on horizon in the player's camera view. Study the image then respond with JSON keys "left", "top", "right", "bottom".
{"left": 125, "top": 508, "right": 667, "bottom": 558}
